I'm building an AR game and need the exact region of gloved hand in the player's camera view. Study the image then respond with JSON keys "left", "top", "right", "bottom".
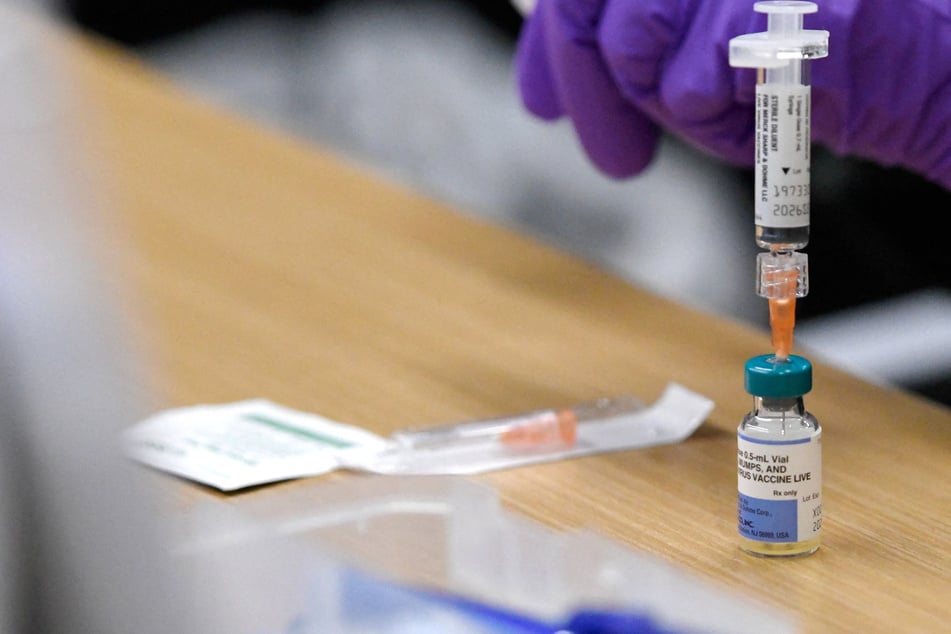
{"left": 515, "top": 0, "right": 951, "bottom": 189}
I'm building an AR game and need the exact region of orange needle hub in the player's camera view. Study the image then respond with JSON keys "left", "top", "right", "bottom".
{"left": 765, "top": 266, "right": 799, "bottom": 361}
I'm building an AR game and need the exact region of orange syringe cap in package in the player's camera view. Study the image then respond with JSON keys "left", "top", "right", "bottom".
{"left": 390, "top": 396, "right": 642, "bottom": 452}
{"left": 499, "top": 409, "right": 577, "bottom": 447}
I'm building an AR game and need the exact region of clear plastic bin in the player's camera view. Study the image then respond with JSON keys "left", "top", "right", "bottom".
{"left": 171, "top": 475, "right": 796, "bottom": 633}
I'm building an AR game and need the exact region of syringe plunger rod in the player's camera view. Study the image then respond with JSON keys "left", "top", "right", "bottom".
{"left": 763, "top": 4, "right": 806, "bottom": 36}
{"left": 729, "top": 1, "right": 828, "bottom": 69}
{"left": 770, "top": 13, "right": 802, "bottom": 35}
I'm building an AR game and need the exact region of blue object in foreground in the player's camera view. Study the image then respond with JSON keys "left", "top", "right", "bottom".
{"left": 303, "top": 560, "right": 705, "bottom": 634}
{"left": 405, "top": 586, "right": 695, "bottom": 634}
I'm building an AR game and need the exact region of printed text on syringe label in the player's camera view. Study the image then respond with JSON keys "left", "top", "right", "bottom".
{"left": 755, "top": 84, "right": 811, "bottom": 228}
{"left": 737, "top": 432, "right": 821, "bottom": 543}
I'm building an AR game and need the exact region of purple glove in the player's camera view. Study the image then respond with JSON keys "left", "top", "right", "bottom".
{"left": 516, "top": 0, "right": 951, "bottom": 189}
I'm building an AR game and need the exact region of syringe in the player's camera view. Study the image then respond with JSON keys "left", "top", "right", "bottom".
{"left": 389, "top": 395, "right": 644, "bottom": 451}
{"left": 729, "top": 1, "right": 828, "bottom": 360}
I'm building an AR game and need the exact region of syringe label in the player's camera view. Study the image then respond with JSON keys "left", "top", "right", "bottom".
{"left": 755, "top": 84, "right": 811, "bottom": 228}
{"left": 737, "top": 432, "right": 821, "bottom": 543}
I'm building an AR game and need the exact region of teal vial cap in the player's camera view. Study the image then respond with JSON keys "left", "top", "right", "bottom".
{"left": 744, "top": 354, "right": 813, "bottom": 397}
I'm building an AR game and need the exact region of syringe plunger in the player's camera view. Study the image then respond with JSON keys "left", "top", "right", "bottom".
{"left": 729, "top": 2, "right": 829, "bottom": 69}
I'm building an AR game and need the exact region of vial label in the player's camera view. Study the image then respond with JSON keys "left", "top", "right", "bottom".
{"left": 737, "top": 431, "right": 821, "bottom": 544}
{"left": 755, "top": 84, "right": 811, "bottom": 229}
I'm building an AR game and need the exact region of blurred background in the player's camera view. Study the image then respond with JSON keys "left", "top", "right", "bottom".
{"left": 21, "top": 0, "right": 951, "bottom": 405}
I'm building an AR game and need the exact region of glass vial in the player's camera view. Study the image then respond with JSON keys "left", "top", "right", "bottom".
{"left": 737, "top": 354, "right": 822, "bottom": 557}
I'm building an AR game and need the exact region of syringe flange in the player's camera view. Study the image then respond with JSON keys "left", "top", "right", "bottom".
{"left": 730, "top": 1, "right": 829, "bottom": 69}
{"left": 757, "top": 250, "right": 808, "bottom": 299}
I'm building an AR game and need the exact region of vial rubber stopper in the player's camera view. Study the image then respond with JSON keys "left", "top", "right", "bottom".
{"left": 745, "top": 354, "right": 813, "bottom": 397}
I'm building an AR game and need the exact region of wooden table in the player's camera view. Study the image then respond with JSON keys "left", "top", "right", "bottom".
{"left": 56, "top": 20, "right": 951, "bottom": 634}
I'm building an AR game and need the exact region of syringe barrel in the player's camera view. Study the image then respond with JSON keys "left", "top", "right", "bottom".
{"left": 730, "top": 1, "right": 828, "bottom": 252}
{"left": 753, "top": 62, "right": 812, "bottom": 251}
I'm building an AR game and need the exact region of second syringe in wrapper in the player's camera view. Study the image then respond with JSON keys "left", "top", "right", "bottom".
{"left": 390, "top": 395, "right": 644, "bottom": 451}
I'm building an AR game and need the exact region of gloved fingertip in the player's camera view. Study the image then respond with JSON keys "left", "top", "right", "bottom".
{"left": 589, "top": 148, "right": 656, "bottom": 179}
{"left": 517, "top": 71, "right": 563, "bottom": 120}
{"left": 515, "top": 10, "right": 563, "bottom": 119}
{"left": 580, "top": 118, "right": 661, "bottom": 179}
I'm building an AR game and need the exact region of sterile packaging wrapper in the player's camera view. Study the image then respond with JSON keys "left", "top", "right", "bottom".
{"left": 123, "top": 383, "right": 714, "bottom": 491}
